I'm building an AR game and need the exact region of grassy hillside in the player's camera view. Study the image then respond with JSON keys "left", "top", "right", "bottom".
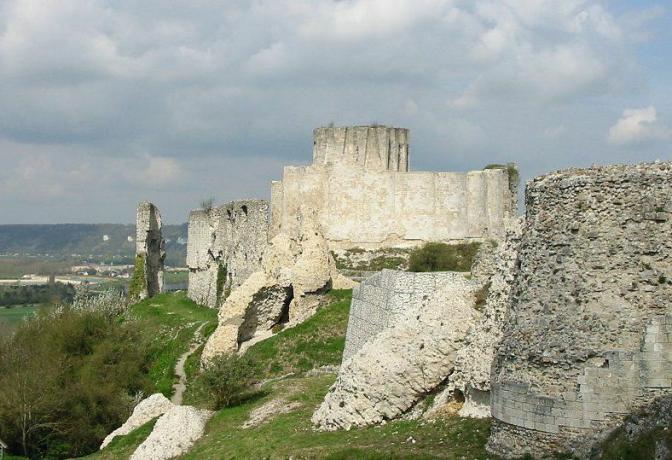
{"left": 88, "top": 290, "right": 495, "bottom": 459}
{"left": 129, "top": 292, "right": 218, "bottom": 396}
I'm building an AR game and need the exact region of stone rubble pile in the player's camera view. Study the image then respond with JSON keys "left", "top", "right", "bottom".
{"left": 312, "top": 274, "right": 482, "bottom": 430}
{"left": 202, "top": 211, "right": 354, "bottom": 362}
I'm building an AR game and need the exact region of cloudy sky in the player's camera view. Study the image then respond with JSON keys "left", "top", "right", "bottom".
{"left": 0, "top": 0, "right": 670, "bottom": 224}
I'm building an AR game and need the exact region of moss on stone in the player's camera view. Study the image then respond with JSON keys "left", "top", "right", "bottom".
{"left": 128, "top": 255, "right": 146, "bottom": 300}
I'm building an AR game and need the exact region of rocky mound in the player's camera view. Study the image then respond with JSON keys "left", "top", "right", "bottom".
{"left": 130, "top": 405, "right": 213, "bottom": 460}
{"left": 312, "top": 275, "right": 481, "bottom": 430}
{"left": 100, "top": 393, "right": 173, "bottom": 449}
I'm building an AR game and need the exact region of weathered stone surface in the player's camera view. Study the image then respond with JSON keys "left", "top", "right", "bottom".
{"left": 202, "top": 215, "right": 341, "bottom": 361}
{"left": 437, "top": 219, "right": 521, "bottom": 419}
{"left": 201, "top": 271, "right": 291, "bottom": 361}
{"left": 136, "top": 202, "right": 165, "bottom": 299}
{"left": 130, "top": 405, "right": 213, "bottom": 460}
{"left": 342, "top": 270, "right": 472, "bottom": 361}
{"left": 487, "top": 162, "right": 672, "bottom": 458}
{"left": 312, "top": 126, "right": 409, "bottom": 172}
{"left": 312, "top": 274, "right": 481, "bottom": 430}
{"left": 272, "top": 126, "right": 517, "bottom": 250}
{"left": 187, "top": 200, "right": 269, "bottom": 308}
{"left": 100, "top": 393, "right": 173, "bottom": 450}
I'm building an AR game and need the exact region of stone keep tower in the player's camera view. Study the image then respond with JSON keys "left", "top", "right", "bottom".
{"left": 488, "top": 163, "right": 672, "bottom": 458}
{"left": 135, "top": 202, "right": 165, "bottom": 299}
{"left": 272, "top": 125, "right": 516, "bottom": 249}
{"left": 312, "top": 126, "right": 409, "bottom": 172}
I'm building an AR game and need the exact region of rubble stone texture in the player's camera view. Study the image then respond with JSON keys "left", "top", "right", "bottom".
{"left": 187, "top": 200, "right": 269, "bottom": 308}
{"left": 444, "top": 219, "right": 521, "bottom": 418}
{"left": 129, "top": 405, "right": 213, "bottom": 460}
{"left": 312, "top": 274, "right": 482, "bottom": 430}
{"left": 100, "top": 393, "right": 173, "bottom": 449}
{"left": 271, "top": 126, "right": 517, "bottom": 250}
{"left": 342, "top": 270, "right": 471, "bottom": 361}
{"left": 136, "top": 202, "right": 166, "bottom": 299}
{"left": 487, "top": 163, "right": 672, "bottom": 458}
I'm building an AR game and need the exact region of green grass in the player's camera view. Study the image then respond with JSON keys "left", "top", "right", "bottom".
{"left": 0, "top": 304, "right": 45, "bottom": 328}
{"left": 89, "top": 288, "right": 497, "bottom": 459}
{"left": 182, "top": 374, "right": 493, "bottom": 459}
{"left": 244, "top": 289, "right": 352, "bottom": 379}
{"left": 82, "top": 419, "right": 157, "bottom": 459}
{"left": 129, "top": 292, "right": 218, "bottom": 396}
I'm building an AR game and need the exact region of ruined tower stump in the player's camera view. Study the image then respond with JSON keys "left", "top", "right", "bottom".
{"left": 488, "top": 163, "right": 672, "bottom": 458}
{"left": 133, "top": 202, "right": 165, "bottom": 300}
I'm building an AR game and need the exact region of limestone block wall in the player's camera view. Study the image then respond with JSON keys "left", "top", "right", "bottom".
{"left": 136, "top": 202, "right": 165, "bottom": 299}
{"left": 343, "top": 269, "right": 475, "bottom": 361}
{"left": 271, "top": 126, "right": 516, "bottom": 250}
{"left": 187, "top": 200, "right": 269, "bottom": 308}
{"left": 487, "top": 162, "right": 672, "bottom": 458}
{"left": 312, "top": 126, "right": 409, "bottom": 172}
{"left": 272, "top": 164, "right": 514, "bottom": 249}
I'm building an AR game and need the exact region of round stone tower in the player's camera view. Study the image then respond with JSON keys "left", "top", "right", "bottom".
{"left": 312, "top": 125, "right": 409, "bottom": 172}
{"left": 488, "top": 162, "right": 672, "bottom": 458}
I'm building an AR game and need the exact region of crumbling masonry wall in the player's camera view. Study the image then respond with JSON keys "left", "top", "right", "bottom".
{"left": 487, "top": 163, "right": 672, "bottom": 458}
{"left": 135, "top": 202, "right": 165, "bottom": 299}
{"left": 187, "top": 200, "right": 269, "bottom": 308}
{"left": 271, "top": 126, "right": 516, "bottom": 250}
{"left": 342, "top": 270, "right": 470, "bottom": 361}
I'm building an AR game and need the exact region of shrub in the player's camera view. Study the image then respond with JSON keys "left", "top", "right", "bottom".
{"left": 408, "top": 242, "right": 481, "bottom": 272}
{"left": 0, "top": 306, "right": 151, "bottom": 459}
{"left": 194, "top": 354, "right": 257, "bottom": 410}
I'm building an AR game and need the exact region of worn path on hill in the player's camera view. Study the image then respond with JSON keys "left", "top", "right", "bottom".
{"left": 172, "top": 321, "right": 208, "bottom": 405}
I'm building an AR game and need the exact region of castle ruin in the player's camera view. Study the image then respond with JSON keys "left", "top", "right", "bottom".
{"left": 488, "top": 162, "right": 672, "bottom": 458}
{"left": 187, "top": 200, "right": 269, "bottom": 308}
{"left": 186, "top": 125, "right": 517, "bottom": 308}
{"left": 271, "top": 126, "right": 517, "bottom": 250}
{"left": 134, "top": 202, "right": 165, "bottom": 299}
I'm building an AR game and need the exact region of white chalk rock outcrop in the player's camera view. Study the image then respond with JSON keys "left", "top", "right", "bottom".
{"left": 202, "top": 271, "right": 290, "bottom": 361}
{"left": 312, "top": 277, "right": 480, "bottom": 430}
{"left": 130, "top": 405, "right": 213, "bottom": 460}
{"left": 437, "top": 219, "right": 522, "bottom": 419}
{"left": 100, "top": 393, "right": 173, "bottom": 449}
{"left": 202, "top": 213, "right": 346, "bottom": 362}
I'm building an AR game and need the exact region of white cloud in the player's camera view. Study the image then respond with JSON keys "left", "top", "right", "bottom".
{"left": 0, "top": 0, "right": 667, "bottom": 223}
{"left": 607, "top": 107, "right": 671, "bottom": 145}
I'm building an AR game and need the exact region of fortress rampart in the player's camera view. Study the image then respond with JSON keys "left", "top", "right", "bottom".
{"left": 487, "top": 162, "right": 672, "bottom": 458}
{"left": 187, "top": 200, "right": 269, "bottom": 308}
{"left": 272, "top": 126, "right": 517, "bottom": 250}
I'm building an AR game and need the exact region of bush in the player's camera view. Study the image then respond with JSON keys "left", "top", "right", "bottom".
{"left": 0, "top": 307, "right": 151, "bottom": 459}
{"left": 193, "top": 354, "right": 257, "bottom": 410}
{"left": 408, "top": 242, "right": 481, "bottom": 272}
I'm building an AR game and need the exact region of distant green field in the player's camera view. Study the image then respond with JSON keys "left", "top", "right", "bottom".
{"left": 0, "top": 304, "right": 44, "bottom": 329}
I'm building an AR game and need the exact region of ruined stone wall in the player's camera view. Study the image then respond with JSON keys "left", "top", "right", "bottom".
{"left": 488, "top": 162, "right": 672, "bottom": 458}
{"left": 272, "top": 163, "right": 514, "bottom": 249}
{"left": 312, "top": 126, "right": 409, "bottom": 172}
{"left": 343, "top": 270, "right": 474, "bottom": 361}
{"left": 187, "top": 200, "right": 269, "bottom": 308}
{"left": 136, "top": 202, "right": 165, "bottom": 299}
